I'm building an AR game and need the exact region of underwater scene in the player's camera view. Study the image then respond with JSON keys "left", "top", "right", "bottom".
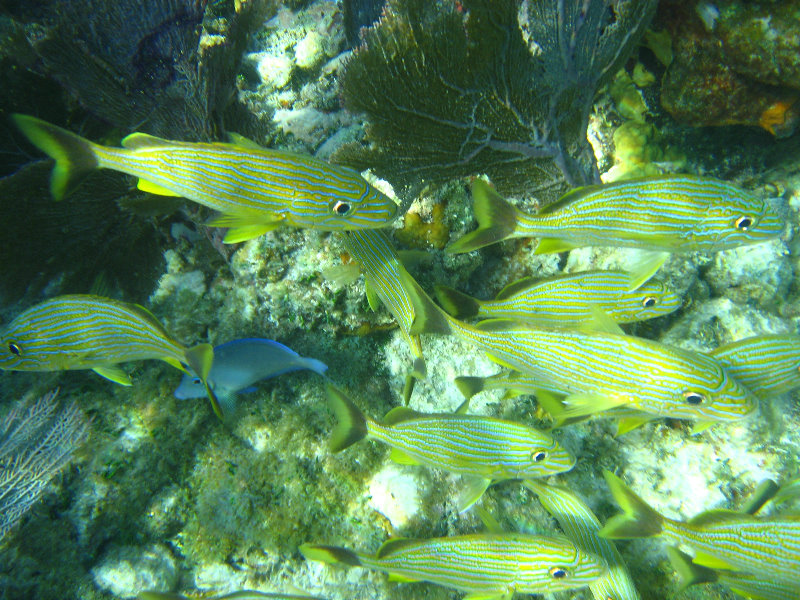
{"left": 2, "top": 0, "right": 800, "bottom": 599}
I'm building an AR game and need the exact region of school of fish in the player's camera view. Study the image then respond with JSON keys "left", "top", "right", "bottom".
{"left": 4, "top": 113, "right": 798, "bottom": 600}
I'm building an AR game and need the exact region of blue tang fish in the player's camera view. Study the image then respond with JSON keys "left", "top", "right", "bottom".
{"left": 174, "top": 338, "right": 327, "bottom": 412}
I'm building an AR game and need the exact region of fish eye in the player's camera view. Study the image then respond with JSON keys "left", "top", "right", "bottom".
{"left": 683, "top": 391, "right": 705, "bottom": 405}
{"left": 642, "top": 296, "right": 657, "bottom": 308}
{"left": 192, "top": 377, "right": 202, "bottom": 385}
{"left": 531, "top": 450, "right": 547, "bottom": 462}
{"left": 333, "top": 201, "right": 351, "bottom": 216}
{"left": 8, "top": 342, "right": 20, "bottom": 356}
{"left": 549, "top": 566, "right": 568, "bottom": 579}
{"left": 734, "top": 216, "right": 753, "bottom": 231}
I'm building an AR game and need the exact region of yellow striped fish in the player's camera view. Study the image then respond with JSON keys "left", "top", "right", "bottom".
{"left": 524, "top": 480, "right": 641, "bottom": 600}
{"left": 139, "top": 590, "right": 327, "bottom": 600}
{"left": 436, "top": 270, "right": 681, "bottom": 326}
{"left": 448, "top": 176, "right": 782, "bottom": 287}
{"left": 13, "top": 115, "right": 398, "bottom": 242}
{"left": 601, "top": 471, "right": 800, "bottom": 586}
{"left": 343, "top": 229, "right": 426, "bottom": 401}
{"left": 409, "top": 286, "right": 757, "bottom": 426}
{"left": 300, "top": 532, "right": 606, "bottom": 598}
{"left": 327, "top": 385, "right": 574, "bottom": 511}
{"left": 710, "top": 334, "right": 800, "bottom": 398}
{"left": 667, "top": 546, "right": 800, "bottom": 600}
{"left": 0, "top": 294, "right": 219, "bottom": 416}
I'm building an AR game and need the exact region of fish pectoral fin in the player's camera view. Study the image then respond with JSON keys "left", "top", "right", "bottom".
{"left": 561, "top": 393, "right": 626, "bottom": 418}
{"left": 322, "top": 263, "right": 362, "bottom": 287}
{"left": 387, "top": 573, "right": 420, "bottom": 583}
{"left": 93, "top": 365, "right": 132, "bottom": 386}
{"left": 136, "top": 178, "right": 182, "bottom": 197}
{"left": 207, "top": 212, "right": 283, "bottom": 243}
{"left": 627, "top": 250, "right": 670, "bottom": 291}
{"left": 389, "top": 447, "right": 420, "bottom": 465}
{"left": 473, "top": 504, "right": 504, "bottom": 533}
{"left": 457, "top": 477, "right": 493, "bottom": 513}
{"left": 691, "top": 420, "right": 716, "bottom": 435}
{"left": 691, "top": 551, "right": 737, "bottom": 571}
{"left": 579, "top": 306, "right": 626, "bottom": 335}
{"left": 534, "top": 237, "right": 577, "bottom": 254}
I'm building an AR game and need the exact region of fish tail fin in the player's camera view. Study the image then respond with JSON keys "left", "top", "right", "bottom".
{"left": 399, "top": 270, "right": 452, "bottom": 336}
{"left": 326, "top": 384, "right": 369, "bottom": 452}
{"left": 454, "top": 376, "right": 486, "bottom": 400}
{"left": 600, "top": 471, "right": 665, "bottom": 539}
{"left": 303, "top": 357, "right": 329, "bottom": 377}
{"left": 299, "top": 543, "right": 362, "bottom": 568}
{"left": 446, "top": 179, "right": 520, "bottom": 254}
{"left": 184, "top": 343, "right": 223, "bottom": 420}
{"left": 12, "top": 114, "right": 99, "bottom": 200}
{"left": 434, "top": 285, "right": 481, "bottom": 319}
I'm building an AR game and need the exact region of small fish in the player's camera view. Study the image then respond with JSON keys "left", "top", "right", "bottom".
{"left": 436, "top": 269, "right": 681, "bottom": 326}
{"left": 448, "top": 176, "right": 782, "bottom": 288}
{"left": 408, "top": 283, "right": 757, "bottom": 428}
{"left": 709, "top": 334, "right": 800, "bottom": 398}
{"left": 667, "top": 546, "right": 800, "bottom": 600}
{"left": 13, "top": 115, "right": 398, "bottom": 242}
{"left": 138, "top": 591, "right": 327, "bottom": 600}
{"left": 174, "top": 338, "right": 328, "bottom": 412}
{"left": 327, "top": 384, "right": 574, "bottom": 511}
{"left": 301, "top": 532, "right": 606, "bottom": 598}
{"left": 524, "top": 480, "right": 641, "bottom": 600}
{"left": 600, "top": 471, "right": 800, "bottom": 586}
{"left": 0, "top": 294, "right": 218, "bottom": 415}
{"left": 342, "top": 229, "right": 428, "bottom": 402}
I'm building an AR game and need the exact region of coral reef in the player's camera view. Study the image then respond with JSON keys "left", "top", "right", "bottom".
{"left": 658, "top": 0, "right": 800, "bottom": 137}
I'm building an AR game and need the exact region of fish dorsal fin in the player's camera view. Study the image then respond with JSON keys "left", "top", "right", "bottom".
{"left": 226, "top": 131, "right": 267, "bottom": 150}
{"left": 473, "top": 504, "right": 504, "bottom": 533}
{"left": 540, "top": 185, "right": 603, "bottom": 213}
{"left": 383, "top": 406, "right": 420, "bottom": 425}
{"left": 137, "top": 178, "right": 182, "bottom": 197}
{"left": 687, "top": 509, "right": 747, "bottom": 527}
{"left": 494, "top": 276, "right": 538, "bottom": 300}
{"left": 376, "top": 537, "right": 417, "bottom": 558}
{"left": 121, "top": 132, "right": 173, "bottom": 149}
{"left": 93, "top": 365, "right": 132, "bottom": 386}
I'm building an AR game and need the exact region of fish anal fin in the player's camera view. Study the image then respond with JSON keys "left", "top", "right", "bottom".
{"left": 93, "top": 365, "right": 132, "bottom": 386}
{"left": 137, "top": 178, "right": 182, "bottom": 197}
{"left": 387, "top": 573, "right": 419, "bottom": 583}
{"left": 463, "top": 593, "right": 511, "bottom": 600}
{"left": 627, "top": 250, "right": 670, "bottom": 291}
{"left": 389, "top": 447, "right": 420, "bottom": 465}
{"left": 561, "top": 393, "right": 626, "bottom": 418}
{"left": 691, "top": 550, "right": 737, "bottom": 571}
{"left": 534, "top": 237, "right": 577, "bottom": 254}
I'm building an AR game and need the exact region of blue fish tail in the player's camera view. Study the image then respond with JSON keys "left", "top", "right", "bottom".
{"left": 13, "top": 114, "right": 99, "bottom": 200}
{"left": 326, "top": 384, "right": 369, "bottom": 452}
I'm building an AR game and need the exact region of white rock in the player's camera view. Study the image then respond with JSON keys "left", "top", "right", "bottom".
{"left": 92, "top": 544, "right": 177, "bottom": 598}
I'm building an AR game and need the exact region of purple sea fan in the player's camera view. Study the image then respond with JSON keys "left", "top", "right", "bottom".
{"left": 0, "top": 389, "right": 90, "bottom": 542}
